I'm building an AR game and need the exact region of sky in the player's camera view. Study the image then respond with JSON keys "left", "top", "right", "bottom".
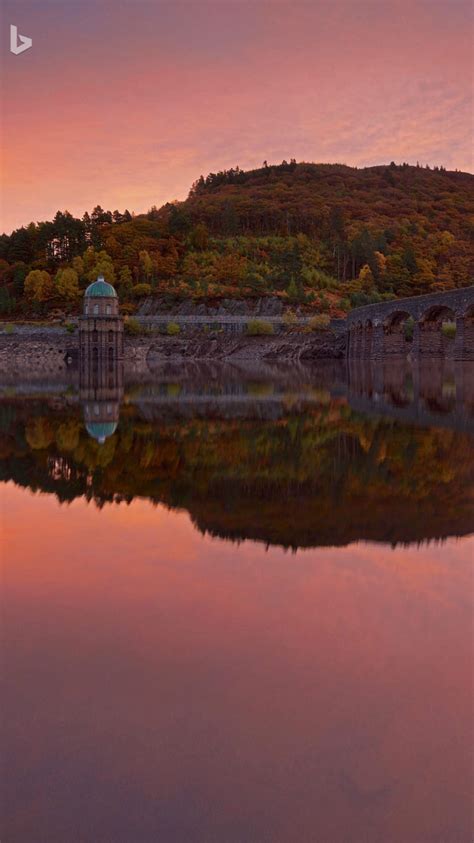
{"left": 1, "top": 0, "right": 472, "bottom": 233}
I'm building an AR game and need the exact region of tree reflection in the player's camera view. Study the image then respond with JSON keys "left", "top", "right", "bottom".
{"left": 1, "top": 360, "right": 473, "bottom": 549}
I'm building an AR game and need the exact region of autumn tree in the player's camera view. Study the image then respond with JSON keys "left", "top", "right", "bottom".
{"left": 118, "top": 266, "right": 133, "bottom": 298}
{"left": 55, "top": 267, "right": 80, "bottom": 301}
{"left": 358, "top": 264, "right": 375, "bottom": 292}
{"left": 87, "top": 250, "right": 115, "bottom": 284}
{"left": 24, "top": 269, "right": 54, "bottom": 301}
{"left": 190, "top": 223, "right": 209, "bottom": 251}
{"left": 138, "top": 250, "right": 153, "bottom": 283}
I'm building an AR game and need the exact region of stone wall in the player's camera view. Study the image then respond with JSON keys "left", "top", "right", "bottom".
{"left": 0, "top": 327, "right": 77, "bottom": 381}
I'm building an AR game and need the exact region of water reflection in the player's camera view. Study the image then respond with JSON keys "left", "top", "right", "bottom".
{"left": 347, "top": 357, "right": 474, "bottom": 432}
{"left": 1, "top": 358, "right": 473, "bottom": 842}
{"left": 79, "top": 348, "right": 123, "bottom": 444}
{"left": 1, "top": 358, "right": 473, "bottom": 549}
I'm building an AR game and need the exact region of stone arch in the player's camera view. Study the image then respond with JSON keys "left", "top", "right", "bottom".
{"left": 420, "top": 303, "right": 456, "bottom": 325}
{"left": 419, "top": 304, "right": 456, "bottom": 356}
{"left": 384, "top": 309, "right": 412, "bottom": 330}
{"left": 382, "top": 310, "right": 413, "bottom": 355}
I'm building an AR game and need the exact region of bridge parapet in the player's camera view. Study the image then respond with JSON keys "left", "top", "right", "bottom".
{"left": 346, "top": 285, "right": 474, "bottom": 360}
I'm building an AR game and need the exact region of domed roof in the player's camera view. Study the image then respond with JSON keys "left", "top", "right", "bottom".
{"left": 85, "top": 421, "right": 118, "bottom": 444}
{"left": 84, "top": 276, "right": 118, "bottom": 298}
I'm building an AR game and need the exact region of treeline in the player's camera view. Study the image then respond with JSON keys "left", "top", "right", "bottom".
{"left": 0, "top": 161, "right": 473, "bottom": 318}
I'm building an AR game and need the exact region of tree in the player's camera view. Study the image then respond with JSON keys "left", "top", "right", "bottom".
{"left": 25, "top": 417, "right": 54, "bottom": 450}
{"left": 24, "top": 269, "right": 54, "bottom": 301}
{"left": 87, "top": 250, "right": 115, "bottom": 284}
{"left": 190, "top": 223, "right": 209, "bottom": 251}
{"left": 118, "top": 266, "right": 133, "bottom": 298}
{"left": 358, "top": 264, "right": 375, "bottom": 292}
{"left": 55, "top": 267, "right": 80, "bottom": 301}
{"left": 413, "top": 259, "right": 435, "bottom": 294}
{"left": 72, "top": 255, "right": 84, "bottom": 277}
{"left": 138, "top": 250, "right": 153, "bottom": 282}
{"left": 222, "top": 203, "right": 238, "bottom": 236}
{"left": 328, "top": 206, "right": 348, "bottom": 280}
{"left": 286, "top": 278, "right": 299, "bottom": 302}
{"left": 132, "top": 283, "right": 152, "bottom": 298}
{"left": 0, "top": 287, "right": 16, "bottom": 315}
{"left": 168, "top": 204, "right": 191, "bottom": 235}
{"left": 403, "top": 244, "right": 418, "bottom": 275}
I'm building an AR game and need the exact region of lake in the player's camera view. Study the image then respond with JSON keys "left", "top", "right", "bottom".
{"left": 1, "top": 357, "right": 473, "bottom": 842}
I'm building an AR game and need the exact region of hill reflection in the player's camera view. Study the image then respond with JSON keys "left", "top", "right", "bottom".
{"left": 1, "top": 359, "right": 473, "bottom": 549}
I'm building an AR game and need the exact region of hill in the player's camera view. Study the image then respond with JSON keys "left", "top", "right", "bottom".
{"left": 1, "top": 161, "right": 473, "bottom": 319}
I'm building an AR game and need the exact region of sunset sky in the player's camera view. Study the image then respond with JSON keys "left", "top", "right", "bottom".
{"left": 1, "top": 0, "right": 472, "bottom": 233}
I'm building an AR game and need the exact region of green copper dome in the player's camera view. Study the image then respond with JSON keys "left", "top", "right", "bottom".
{"left": 85, "top": 421, "right": 118, "bottom": 444}
{"left": 85, "top": 276, "right": 118, "bottom": 298}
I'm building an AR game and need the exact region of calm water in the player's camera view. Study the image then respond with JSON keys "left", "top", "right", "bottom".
{"left": 1, "top": 358, "right": 473, "bottom": 842}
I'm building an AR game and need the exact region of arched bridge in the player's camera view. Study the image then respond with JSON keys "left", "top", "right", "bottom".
{"left": 346, "top": 285, "right": 474, "bottom": 360}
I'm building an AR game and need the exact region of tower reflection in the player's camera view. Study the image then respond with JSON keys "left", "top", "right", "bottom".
{"left": 79, "top": 274, "right": 124, "bottom": 444}
{"left": 80, "top": 356, "right": 123, "bottom": 444}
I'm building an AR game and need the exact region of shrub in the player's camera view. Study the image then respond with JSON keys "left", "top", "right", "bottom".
{"left": 64, "top": 321, "right": 76, "bottom": 333}
{"left": 340, "top": 298, "right": 351, "bottom": 313}
{"left": 308, "top": 314, "right": 330, "bottom": 331}
{"left": 318, "top": 293, "right": 330, "bottom": 312}
{"left": 442, "top": 321, "right": 456, "bottom": 339}
{"left": 166, "top": 321, "right": 181, "bottom": 336}
{"left": 3, "top": 323, "right": 14, "bottom": 334}
{"left": 247, "top": 319, "right": 274, "bottom": 336}
{"left": 124, "top": 317, "right": 142, "bottom": 335}
{"left": 132, "top": 283, "right": 152, "bottom": 299}
{"left": 283, "top": 309, "right": 297, "bottom": 327}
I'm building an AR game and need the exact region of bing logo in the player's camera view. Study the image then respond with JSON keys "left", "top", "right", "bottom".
{"left": 10, "top": 24, "right": 32, "bottom": 55}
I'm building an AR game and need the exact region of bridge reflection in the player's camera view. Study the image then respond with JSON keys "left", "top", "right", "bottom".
{"left": 76, "top": 357, "right": 474, "bottom": 435}
{"left": 347, "top": 358, "right": 474, "bottom": 432}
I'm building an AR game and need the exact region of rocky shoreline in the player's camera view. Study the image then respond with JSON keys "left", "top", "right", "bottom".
{"left": 0, "top": 323, "right": 346, "bottom": 381}
{"left": 143, "top": 329, "right": 346, "bottom": 362}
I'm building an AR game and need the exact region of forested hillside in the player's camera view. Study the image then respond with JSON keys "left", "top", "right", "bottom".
{"left": 1, "top": 161, "right": 473, "bottom": 318}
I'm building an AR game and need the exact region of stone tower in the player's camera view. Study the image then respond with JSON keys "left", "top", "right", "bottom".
{"left": 79, "top": 276, "right": 124, "bottom": 444}
{"left": 79, "top": 275, "right": 124, "bottom": 363}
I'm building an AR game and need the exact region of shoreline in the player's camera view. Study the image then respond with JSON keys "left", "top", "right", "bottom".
{"left": 0, "top": 324, "right": 347, "bottom": 379}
